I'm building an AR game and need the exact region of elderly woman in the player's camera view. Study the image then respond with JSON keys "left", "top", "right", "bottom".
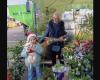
{"left": 44, "top": 11, "right": 66, "bottom": 65}
{"left": 21, "top": 33, "right": 43, "bottom": 80}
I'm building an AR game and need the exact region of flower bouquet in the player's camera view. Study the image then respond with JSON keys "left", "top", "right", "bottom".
{"left": 52, "top": 62, "right": 70, "bottom": 80}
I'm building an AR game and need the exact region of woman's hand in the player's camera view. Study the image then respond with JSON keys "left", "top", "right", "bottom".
{"left": 27, "top": 48, "right": 34, "bottom": 53}
{"left": 29, "top": 53, "right": 34, "bottom": 56}
{"left": 59, "top": 36, "right": 64, "bottom": 42}
{"left": 44, "top": 37, "right": 49, "bottom": 45}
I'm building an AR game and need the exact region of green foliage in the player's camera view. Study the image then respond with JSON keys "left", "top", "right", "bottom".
{"left": 63, "top": 41, "right": 93, "bottom": 79}
{"left": 11, "top": 61, "right": 25, "bottom": 80}
{"left": 75, "top": 31, "right": 93, "bottom": 41}
{"left": 67, "top": 53, "right": 93, "bottom": 79}
{"left": 87, "top": 14, "right": 93, "bottom": 29}
{"left": 7, "top": 41, "right": 25, "bottom": 80}
{"left": 37, "top": 16, "right": 47, "bottom": 35}
{"left": 42, "top": 67, "right": 56, "bottom": 80}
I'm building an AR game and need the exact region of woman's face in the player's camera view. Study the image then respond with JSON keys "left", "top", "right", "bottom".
{"left": 52, "top": 15, "right": 60, "bottom": 23}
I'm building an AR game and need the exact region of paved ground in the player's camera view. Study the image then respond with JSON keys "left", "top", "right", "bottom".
{"left": 7, "top": 26, "right": 26, "bottom": 47}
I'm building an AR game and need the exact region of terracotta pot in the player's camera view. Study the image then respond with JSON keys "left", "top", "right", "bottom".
{"left": 7, "top": 70, "right": 13, "bottom": 80}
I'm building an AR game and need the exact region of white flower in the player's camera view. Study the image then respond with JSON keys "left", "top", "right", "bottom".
{"left": 69, "top": 56, "right": 73, "bottom": 60}
{"left": 76, "top": 71, "right": 80, "bottom": 75}
{"left": 78, "top": 63, "right": 81, "bottom": 66}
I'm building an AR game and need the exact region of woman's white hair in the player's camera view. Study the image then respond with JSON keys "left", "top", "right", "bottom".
{"left": 53, "top": 11, "right": 61, "bottom": 19}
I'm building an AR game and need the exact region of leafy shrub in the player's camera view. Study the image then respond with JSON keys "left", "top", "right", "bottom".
{"left": 7, "top": 41, "right": 25, "bottom": 80}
